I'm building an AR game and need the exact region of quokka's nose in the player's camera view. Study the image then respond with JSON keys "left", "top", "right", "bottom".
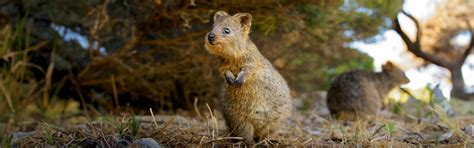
{"left": 207, "top": 33, "right": 216, "bottom": 42}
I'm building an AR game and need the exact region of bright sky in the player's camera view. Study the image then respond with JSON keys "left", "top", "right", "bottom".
{"left": 351, "top": 0, "right": 474, "bottom": 99}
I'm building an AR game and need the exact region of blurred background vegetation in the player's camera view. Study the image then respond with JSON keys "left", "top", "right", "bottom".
{"left": 0, "top": 0, "right": 419, "bottom": 122}
{"left": 3, "top": 0, "right": 474, "bottom": 146}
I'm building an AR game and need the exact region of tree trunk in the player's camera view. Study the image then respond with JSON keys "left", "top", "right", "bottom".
{"left": 394, "top": 11, "right": 474, "bottom": 100}
{"left": 450, "top": 67, "right": 473, "bottom": 100}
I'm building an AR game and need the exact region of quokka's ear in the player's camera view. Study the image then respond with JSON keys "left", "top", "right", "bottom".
{"left": 233, "top": 13, "right": 252, "bottom": 35}
{"left": 382, "top": 61, "right": 395, "bottom": 71}
{"left": 214, "top": 11, "right": 229, "bottom": 22}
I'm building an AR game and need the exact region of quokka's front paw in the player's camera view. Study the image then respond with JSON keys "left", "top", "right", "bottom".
{"left": 225, "top": 70, "right": 236, "bottom": 85}
{"left": 233, "top": 71, "right": 245, "bottom": 86}
{"left": 224, "top": 70, "right": 245, "bottom": 86}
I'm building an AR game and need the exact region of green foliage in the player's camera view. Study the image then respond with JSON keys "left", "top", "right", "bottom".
{"left": 130, "top": 115, "right": 141, "bottom": 137}
{"left": 390, "top": 85, "right": 458, "bottom": 118}
{"left": 41, "top": 122, "right": 62, "bottom": 145}
{"left": 0, "top": 17, "right": 81, "bottom": 122}
{"left": 0, "top": 14, "right": 37, "bottom": 120}
{"left": 299, "top": 0, "right": 402, "bottom": 40}
{"left": 276, "top": 0, "right": 401, "bottom": 92}
{"left": 348, "top": 0, "right": 403, "bottom": 39}
{"left": 102, "top": 115, "right": 140, "bottom": 137}
{"left": 254, "top": 16, "right": 277, "bottom": 36}
{"left": 0, "top": 125, "right": 12, "bottom": 148}
{"left": 434, "top": 132, "right": 441, "bottom": 145}
{"left": 384, "top": 122, "right": 396, "bottom": 135}
{"left": 300, "top": 4, "right": 335, "bottom": 28}
{"left": 391, "top": 101, "right": 403, "bottom": 115}
{"left": 430, "top": 105, "right": 466, "bottom": 139}
{"left": 103, "top": 116, "right": 127, "bottom": 135}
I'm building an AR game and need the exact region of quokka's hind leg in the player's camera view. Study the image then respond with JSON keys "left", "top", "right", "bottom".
{"left": 254, "top": 124, "right": 277, "bottom": 143}
{"left": 337, "top": 111, "right": 360, "bottom": 121}
{"left": 228, "top": 121, "right": 255, "bottom": 144}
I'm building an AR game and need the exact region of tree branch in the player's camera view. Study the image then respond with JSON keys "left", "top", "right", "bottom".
{"left": 393, "top": 10, "right": 454, "bottom": 68}
{"left": 400, "top": 11, "right": 422, "bottom": 45}
{"left": 459, "top": 20, "right": 474, "bottom": 66}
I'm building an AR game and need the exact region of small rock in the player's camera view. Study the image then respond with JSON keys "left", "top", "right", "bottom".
{"left": 11, "top": 131, "right": 33, "bottom": 147}
{"left": 116, "top": 139, "right": 131, "bottom": 148}
{"left": 463, "top": 124, "right": 473, "bottom": 137}
{"left": 439, "top": 131, "right": 453, "bottom": 141}
{"left": 73, "top": 124, "right": 90, "bottom": 133}
{"left": 113, "top": 137, "right": 132, "bottom": 148}
{"left": 132, "top": 138, "right": 161, "bottom": 148}
{"left": 79, "top": 139, "right": 101, "bottom": 147}
{"left": 12, "top": 132, "right": 30, "bottom": 142}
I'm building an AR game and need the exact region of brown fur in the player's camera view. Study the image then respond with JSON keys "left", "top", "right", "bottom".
{"left": 204, "top": 11, "right": 292, "bottom": 144}
{"left": 326, "top": 62, "right": 410, "bottom": 120}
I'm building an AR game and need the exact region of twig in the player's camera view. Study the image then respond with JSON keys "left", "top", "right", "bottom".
{"left": 0, "top": 80, "right": 15, "bottom": 112}
{"left": 199, "top": 135, "right": 206, "bottom": 145}
{"left": 398, "top": 126, "right": 424, "bottom": 140}
{"left": 302, "top": 138, "right": 312, "bottom": 145}
{"left": 42, "top": 49, "right": 56, "bottom": 108}
{"left": 204, "top": 137, "right": 244, "bottom": 144}
{"left": 149, "top": 108, "right": 160, "bottom": 129}
{"left": 194, "top": 97, "right": 202, "bottom": 119}
{"left": 110, "top": 75, "right": 120, "bottom": 109}
{"left": 254, "top": 138, "right": 277, "bottom": 146}
{"left": 370, "top": 124, "right": 385, "bottom": 140}
{"left": 160, "top": 115, "right": 176, "bottom": 131}
{"left": 99, "top": 129, "right": 111, "bottom": 148}
{"left": 370, "top": 135, "right": 387, "bottom": 143}
{"left": 400, "top": 87, "right": 419, "bottom": 100}
{"left": 66, "top": 63, "right": 88, "bottom": 113}
{"left": 1, "top": 41, "right": 48, "bottom": 60}
{"left": 64, "top": 132, "right": 77, "bottom": 147}
{"left": 206, "top": 103, "right": 219, "bottom": 141}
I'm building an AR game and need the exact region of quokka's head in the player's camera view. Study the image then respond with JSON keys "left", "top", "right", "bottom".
{"left": 382, "top": 61, "right": 410, "bottom": 84}
{"left": 204, "top": 11, "right": 252, "bottom": 57}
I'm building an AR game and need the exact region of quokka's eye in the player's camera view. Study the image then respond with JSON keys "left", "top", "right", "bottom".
{"left": 223, "top": 27, "right": 231, "bottom": 34}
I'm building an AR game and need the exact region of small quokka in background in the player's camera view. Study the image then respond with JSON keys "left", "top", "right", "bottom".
{"left": 326, "top": 61, "right": 410, "bottom": 120}
{"left": 204, "top": 11, "right": 292, "bottom": 144}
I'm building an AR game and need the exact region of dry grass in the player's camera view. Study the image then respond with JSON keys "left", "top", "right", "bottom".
{"left": 3, "top": 99, "right": 474, "bottom": 147}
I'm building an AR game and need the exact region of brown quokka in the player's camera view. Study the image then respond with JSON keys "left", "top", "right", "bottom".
{"left": 204, "top": 11, "right": 292, "bottom": 144}
{"left": 326, "top": 62, "right": 409, "bottom": 120}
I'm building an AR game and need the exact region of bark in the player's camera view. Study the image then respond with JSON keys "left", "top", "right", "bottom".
{"left": 450, "top": 67, "right": 474, "bottom": 100}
